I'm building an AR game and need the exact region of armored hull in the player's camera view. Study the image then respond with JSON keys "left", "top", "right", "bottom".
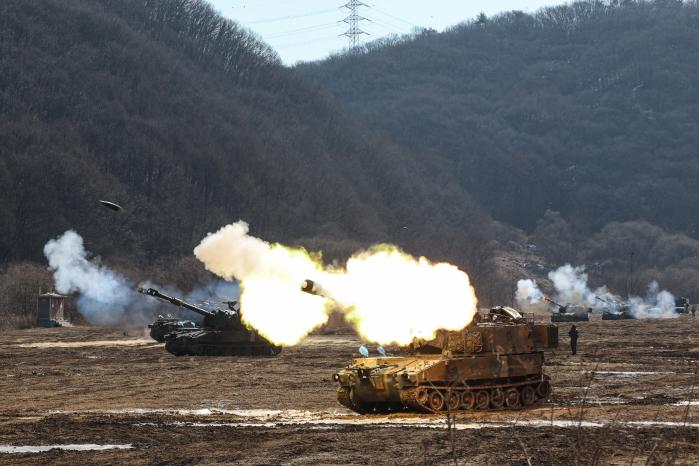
{"left": 546, "top": 298, "right": 589, "bottom": 322}
{"left": 602, "top": 309, "right": 635, "bottom": 320}
{"left": 334, "top": 307, "right": 558, "bottom": 413}
{"left": 164, "top": 329, "right": 281, "bottom": 356}
{"left": 148, "top": 318, "right": 198, "bottom": 343}
{"left": 551, "top": 308, "right": 589, "bottom": 323}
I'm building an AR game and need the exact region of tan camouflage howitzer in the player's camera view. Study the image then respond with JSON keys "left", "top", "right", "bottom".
{"left": 333, "top": 307, "right": 558, "bottom": 413}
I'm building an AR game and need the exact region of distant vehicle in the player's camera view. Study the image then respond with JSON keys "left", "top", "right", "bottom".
{"left": 601, "top": 306, "right": 635, "bottom": 320}
{"left": 544, "top": 296, "right": 589, "bottom": 322}
{"left": 595, "top": 295, "right": 635, "bottom": 320}
{"left": 674, "top": 297, "right": 690, "bottom": 314}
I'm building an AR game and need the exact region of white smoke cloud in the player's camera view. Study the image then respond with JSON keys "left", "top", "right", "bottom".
{"left": 628, "top": 281, "right": 677, "bottom": 319}
{"left": 44, "top": 230, "right": 135, "bottom": 325}
{"left": 515, "top": 278, "right": 543, "bottom": 309}
{"left": 515, "top": 263, "right": 678, "bottom": 320}
{"left": 44, "top": 230, "right": 239, "bottom": 326}
{"left": 548, "top": 264, "right": 597, "bottom": 307}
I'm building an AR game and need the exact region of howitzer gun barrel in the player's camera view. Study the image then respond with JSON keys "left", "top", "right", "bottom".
{"left": 300, "top": 279, "right": 331, "bottom": 299}
{"left": 595, "top": 295, "right": 611, "bottom": 305}
{"left": 543, "top": 295, "right": 565, "bottom": 309}
{"left": 137, "top": 287, "right": 214, "bottom": 317}
{"left": 595, "top": 295, "right": 628, "bottom": 308}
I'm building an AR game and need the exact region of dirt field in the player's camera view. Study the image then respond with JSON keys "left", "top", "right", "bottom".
{"left": 1, "top": 316, "right": 698, "bottom": 465}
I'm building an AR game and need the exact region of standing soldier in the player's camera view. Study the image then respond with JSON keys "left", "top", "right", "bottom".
{"left": 568, "top": 325, "right": 579, "bottom": 355}
{"left": 692, "top": 305, "right": 696, "bottom": 318}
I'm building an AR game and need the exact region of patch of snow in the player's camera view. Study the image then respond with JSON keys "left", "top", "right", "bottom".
{"left": 18, "top": 340, "right": 158, "bottom": 349}
{"left": 0, "top": 444, "right": 132, "bottom": 454}
{"left": 672, "top": 400, "right": 699, "bottom": 406}
{"left": 132, "top": 418, "right": 699, "bottom": 430}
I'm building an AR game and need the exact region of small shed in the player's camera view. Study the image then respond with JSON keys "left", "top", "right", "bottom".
{"left": 37, "top": 292, "right": 67, "bottom": 327}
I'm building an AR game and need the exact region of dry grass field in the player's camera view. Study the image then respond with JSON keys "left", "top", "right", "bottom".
{"left": 0, "top": 316, "right": 697, "bottom": 465}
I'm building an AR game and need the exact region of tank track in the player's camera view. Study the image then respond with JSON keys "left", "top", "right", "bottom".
{"left": 393, "top": 378, "right": 552, "bottom": 413}
{"left": 399, "top": 388, "right": 427, "bottom": 412}
{"left": 337, "top": 387, "right": 355, "bottom": 411}
{"left": 338, "top": 387, "right": 412, "bottom": 414}
{"left": 336, "top": 387, "right": 376, "bottom": 413}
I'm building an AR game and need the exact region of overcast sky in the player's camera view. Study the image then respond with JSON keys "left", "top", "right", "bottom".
{"left": 209, "top": 0, "right": 567, "bottom": 64}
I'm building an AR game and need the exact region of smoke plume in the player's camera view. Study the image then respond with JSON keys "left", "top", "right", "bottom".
{"left": 194, "top": 221, "right": 478, "bottom": 346}
{"left": 548, "top": 264, "right": 596, "bottom": 307}
{"left": 44, "top": 231, "right": 136, "bottom": 325}
{"left": 515, "top": 278, "right": 543, "bottom": 308}
{"left": 628, "top": 281, "right": 677, "bottom": 319}
{"left": 44, "top": 230, "right": 238, "bottom": 326}
{"left": 515, "top": 263, "right": 678, "bottom": 319}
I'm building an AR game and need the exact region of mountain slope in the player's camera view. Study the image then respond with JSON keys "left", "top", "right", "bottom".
{"left": 300, "top": 0, "right": 699, "bottom": 236}
{"left": 0, "top": 0, "right": 496, "bottom": 288}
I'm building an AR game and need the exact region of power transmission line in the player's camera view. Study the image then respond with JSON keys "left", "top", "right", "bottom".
{"left": 267, "top": 23, "right": 341, "bottom": 39}
{"left": 246, "top": 8, "right": 338, "bottom": 25}
{"left": 364, "top": 16, "right": 405, "bottom": 34}
{"left": 276, "top": 34, "right": 341, "bottom": 49}
{"left": 367, "top": 6, "right": 420, "bottom": 28}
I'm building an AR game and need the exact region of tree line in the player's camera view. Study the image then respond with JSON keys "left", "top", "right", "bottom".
{"left": 0, "top": 0, "right": 507, "bottom": 325}
{"left": 301, "top": 0, "right": 699, "bottom": 237}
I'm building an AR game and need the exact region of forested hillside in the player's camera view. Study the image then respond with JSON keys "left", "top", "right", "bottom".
{"left": 5, "top": 0, "right": 699, "bottom": 326}
{"left": 0, "top": 0, "right": 495, "bottom": 280}
{"left": 301, "top": 0, "right": 699, "bottom": 237}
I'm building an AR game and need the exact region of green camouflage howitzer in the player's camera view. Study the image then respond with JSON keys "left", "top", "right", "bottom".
{"left": 596, "top": 296, "right": 635, "bottom": 320}
{"left": 138, "top": 287, "right": 281, "bottom": 356}
{"left": 544, "top": 296, "right": 589, "bottom": 322}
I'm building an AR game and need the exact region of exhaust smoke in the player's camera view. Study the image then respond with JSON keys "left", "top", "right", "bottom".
{"left": 44, "top": 230, "right": 238, "bottom": 326}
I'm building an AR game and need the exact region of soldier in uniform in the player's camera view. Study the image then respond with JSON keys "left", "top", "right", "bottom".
{"left": 568, "top": 325, "right": 579, "bottom": 355}
{"left": 692, "top": 305, "right": 696, "bottom": 318}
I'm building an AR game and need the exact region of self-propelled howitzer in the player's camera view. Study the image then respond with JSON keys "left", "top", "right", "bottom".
{"left": 139, "top": 288, "right": 238, "bottom": 330}
{"left": 138, "top": 287, "right": 281, "bottom": 356}
{"left": 333, "top": 306, "right": 558, "bottom": 414}
{"left": 595, "top": 295, "right": 635, "bottom": 320}
{"left": 544, "top": 296, "right": 589, "bottom": 322}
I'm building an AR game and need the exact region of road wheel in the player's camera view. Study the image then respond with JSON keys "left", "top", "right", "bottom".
{"left": 536, "top": 380, "right": 552, "bottom": 399}
{"left": 461, "top": 391, "right": 476, "bottom": 410}
{"left": 416, "top": 387, "right": 430, "bottom": 407}
{"left": 505, "top": 388, "right": 520, "bottom": 408}
{"left": 446, "top": 391, "right": 460, "bottom": 411}
{"left": 521, "top": 385, "right": 537, "bottom": 406}
{"left": 475, "top": 390, "right": 490, "bottom": 410}
{"left": 490, "top": 389, "right": 505, "bottom": 409}
{"left": 428, "top": 390, "right": 445, "bottom": 411}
